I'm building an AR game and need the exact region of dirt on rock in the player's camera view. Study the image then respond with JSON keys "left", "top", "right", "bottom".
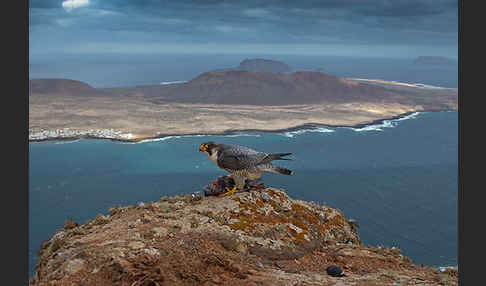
{"left": 30, "top": 185, "right": 457, "bottom": 286}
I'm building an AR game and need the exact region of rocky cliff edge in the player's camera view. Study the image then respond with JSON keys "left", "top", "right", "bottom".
{"left": 30, "top": 187, "right": 458, "bottom": 286}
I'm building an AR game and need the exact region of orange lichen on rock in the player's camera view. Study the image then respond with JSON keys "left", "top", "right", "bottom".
{"left": 225, "top": 188, "right": 360, "bottom": 247}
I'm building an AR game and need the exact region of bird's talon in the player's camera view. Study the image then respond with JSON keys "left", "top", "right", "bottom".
{"left": 219, "top": 186, "right": 238, "bottom": 197}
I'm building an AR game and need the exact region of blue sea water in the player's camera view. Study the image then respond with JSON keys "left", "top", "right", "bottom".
{"left": 29, "top": 111, "right": 458, "bottom": 276}
{"left": 29, "top": 53, "right": 458, "bottom": 88}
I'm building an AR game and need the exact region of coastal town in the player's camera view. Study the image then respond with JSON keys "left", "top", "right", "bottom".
{"left": 29, "top": 128, "right": 134, "bottom": 141}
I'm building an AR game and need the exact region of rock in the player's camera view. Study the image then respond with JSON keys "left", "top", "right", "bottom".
{"left": 348, "top": 219, "right": 359, "bottom": 233}
{"left": 152, "top": 227, "right": 168, "bottom": 237}
{"left": 174, "top": 201, "right": 186, "bottom": 209}
{"left": 211, "top": 276, "right": 221, "bottom": 284}
{"left": 287, "top": 223, "right": 305, "bottom": 234}
{"left": 326, "top": 265, "right": 346, "bottom": 277}
{"left": 143, "top": 248, "right": 160, "bottom": 256}
{"left": 64, "top": 259, "right": 85, "bottom": 275}
{"left": 63, "top": 218, "right": 79, "bottom": 230}
{"left": 191, "top": 191, "right": 204, "bottom": 201}
{"left": 93, "top": 214, "right": 109, "bottom": 225}
{"left": 142, "top": 214, "right": 152, "bottom": 223}
{"left": 261, "top": 192, "right": 272, "bottom": 202}
{"left": 55, "top": 252, "right": 67, "bottom": 261}
{"left": 235, "top": 243, "right": 247, "bottom": 253}
{"left": 128, "top": 241, "right": 145, "bottom": 249}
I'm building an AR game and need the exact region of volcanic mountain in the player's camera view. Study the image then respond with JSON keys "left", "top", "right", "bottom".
{"left": 148, "top": 70, "right": 395, "bottom": 105}
{"left": 235, "top": 58, "right": 292, "bottom": 73}
{"left": 29, "top": 78, "right": 103, "bottom": 97}
{"left": 212, "top": 58, "right": 292, "bottom": 74}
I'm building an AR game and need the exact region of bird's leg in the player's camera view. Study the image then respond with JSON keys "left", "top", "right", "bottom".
{"left": 226, "top": 174, "right": 233, "bottom": 183}
{"left": 219, "top": 176, "right": 245, "bottom": 197}
{"left": 234, "top": 176, "right": 246, "bottom": 191}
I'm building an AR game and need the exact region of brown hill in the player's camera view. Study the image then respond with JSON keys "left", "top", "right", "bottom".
{"left": 29, "top": 78, "right": 103, "bottom": 97}
{"left": 30, "top": 186, "right": 457, "bottom": 286}
{"left": 151, "top": 70, "right": 394, "bottom": 105}
{"left": 30, "top": 71, "right": 457, "bottom": 109}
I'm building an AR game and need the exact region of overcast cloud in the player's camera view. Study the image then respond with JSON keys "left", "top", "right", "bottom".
{"left": 29, "top": 0, "right": 458, "bottom": 58}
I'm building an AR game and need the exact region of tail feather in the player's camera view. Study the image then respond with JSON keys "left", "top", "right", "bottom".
{"left": 275, "top": 166, "right": 293, "bottom": 175}
{"left": 262, "top": 153, "right": 292, "bottom": 163}
{"left": 260, "top": 163, "right": 294, "bottom": 175}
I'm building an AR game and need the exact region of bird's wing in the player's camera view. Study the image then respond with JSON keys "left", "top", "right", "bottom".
{"left": 217, "top": 153, "right": 246, "bottom": 170}
{"left": 217, "top": 145, "right": 267, "bottom": 170}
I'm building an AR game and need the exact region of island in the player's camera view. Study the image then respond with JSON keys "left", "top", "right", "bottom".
{"left": 413, "top": 56, "right": 457, "bottom": 65}
{"left": 29, "top": 60, "right": 458, "bottom": 143}
{"left": 29, "top": 187, "right": 457, "bottom": 285}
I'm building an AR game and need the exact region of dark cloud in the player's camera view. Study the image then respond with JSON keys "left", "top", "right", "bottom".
{"left": 29, "top": 0, "right": 62, "bottom": 8}
{"left": 29, "top": 0, "right": 458, "bottom": 57}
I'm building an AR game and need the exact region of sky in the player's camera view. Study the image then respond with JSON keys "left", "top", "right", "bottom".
{"left": 29, "top": 0, "right": 458, "bottom": 60}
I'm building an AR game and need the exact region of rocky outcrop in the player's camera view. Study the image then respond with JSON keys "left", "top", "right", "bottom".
{"left": 30, "top": 187, "right": 457, "bottom": 286}
{"left": 236, "top": 58, "right": 291, "bottom": 73}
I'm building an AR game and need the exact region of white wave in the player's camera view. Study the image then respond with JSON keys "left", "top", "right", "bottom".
{"left": 414, "top": 83, "right": 445, "bottom": 89}
{"left": 396, "top": 112, "right": 420, "bottom": 121}
{"left": 281, "top": 127, "right": 335, "bottom": 138}
{"left": 350, "top": 112, "right": 421, "bottom": 132}
{"left": 160, "top": 80, "right": 187, "bottom": 85}
{"left": 133, "top": 133, "right": 262, "bottom": 143}
{"left": 53, "top": 139, "right": 81, "bottom": 144}
{"left": 352, "top": 124, "right": 389, "bottom": 132}
{"left": 131, "top": 134, "right": 208, "bottom": 144}
{"left": 438, "top": 266, "right": 458, "bottom": 272}
{"left": 114, "top": 137, "right": 177, "bottom": 144}
{"left": 137, "top": 136, "right": 184, "bottom": 143}
{"left": 222, "top": 133, "right": 261, "bottom": 138}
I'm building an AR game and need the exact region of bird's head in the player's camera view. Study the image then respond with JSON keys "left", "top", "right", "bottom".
{"left": 199, "top": 141, "right": 219, "bottom": 155}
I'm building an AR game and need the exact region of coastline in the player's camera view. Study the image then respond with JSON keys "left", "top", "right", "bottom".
{"left": 28, "top": 109, "right": 454, "bottom": 144}
{"left": 29, "top": 75, "right": 458, "bottom": 144}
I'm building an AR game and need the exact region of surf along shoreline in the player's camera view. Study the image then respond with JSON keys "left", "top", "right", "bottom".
{"left": 28, "top": 110, "right": 452, "bottom": 144}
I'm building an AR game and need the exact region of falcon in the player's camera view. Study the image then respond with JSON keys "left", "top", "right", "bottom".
{"left": 199, "top": 141, "right": 293, "bottom": 197}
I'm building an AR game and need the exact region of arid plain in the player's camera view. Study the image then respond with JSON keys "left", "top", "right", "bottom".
{"left": 29, "top": 73, "right": 458, "bottom": 142}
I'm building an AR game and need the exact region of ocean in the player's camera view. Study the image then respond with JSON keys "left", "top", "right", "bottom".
{"left": 29, "top": 110, "right": 458, "bottom": 275}
{"left": 29, "top": 53, "right": 458, "bottom": 88}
